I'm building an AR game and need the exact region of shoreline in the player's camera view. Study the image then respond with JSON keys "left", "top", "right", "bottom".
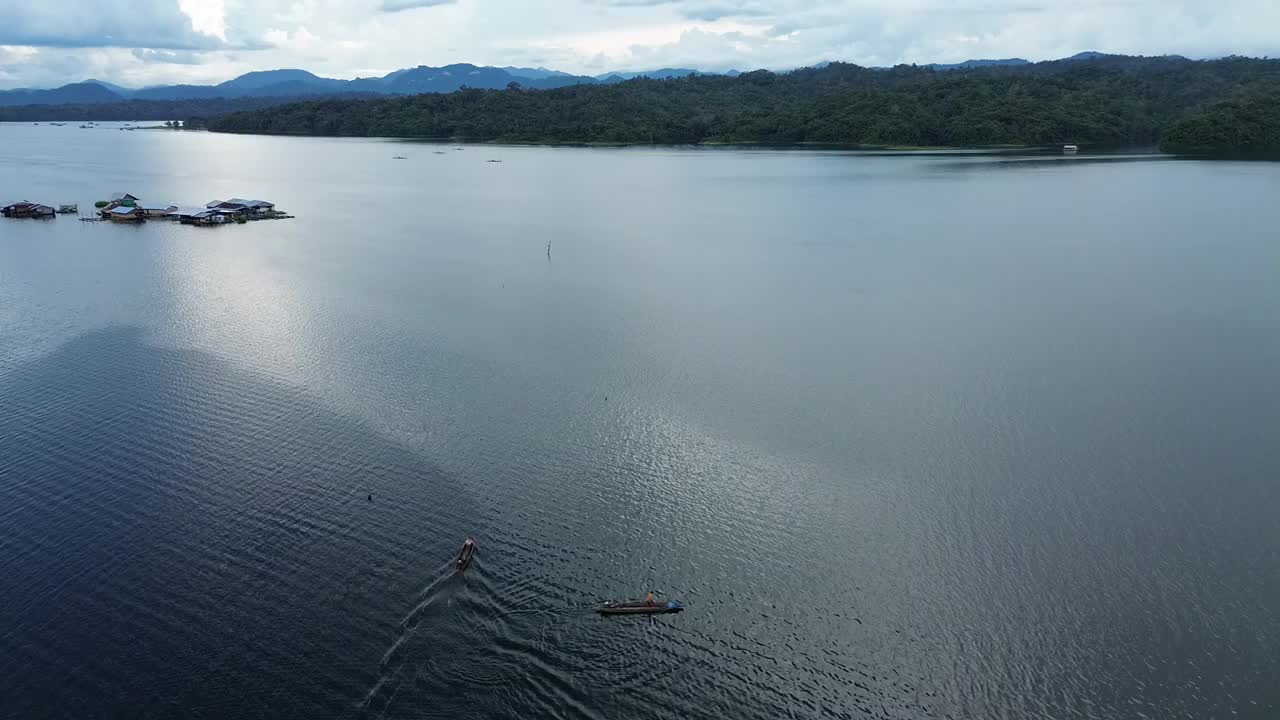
{"left": 9, "top": 123, "right": 1196, "bottom": 156}
{"left": 198, "top": 129, "right": 1121, "bottom": 154}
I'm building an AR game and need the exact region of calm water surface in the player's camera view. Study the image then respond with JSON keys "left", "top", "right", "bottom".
{"left": 2, "top": 124, "right": 1278, "bottom": 719}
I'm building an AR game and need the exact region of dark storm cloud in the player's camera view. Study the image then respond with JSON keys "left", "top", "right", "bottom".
{"left": 681, "top": 3, "right": 773, "bottom": 20}
{"left": 0, "top": 0, "right": 220, "bottom": 49}
{"left": 594, "top": 0, "right": 773, "bottom": 17}
{"left": 380, "top": 0, "right": 458, "bottom": 12}
{"left": 4, "top": 0, "right": 1280, "bottom": 91}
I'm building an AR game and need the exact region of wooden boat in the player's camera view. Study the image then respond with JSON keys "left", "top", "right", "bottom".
{"left": 595, "top": 599, "right": 684, "bottom": 615}
{"left": 455, "top": 537, "right": 477, "bottom": 573}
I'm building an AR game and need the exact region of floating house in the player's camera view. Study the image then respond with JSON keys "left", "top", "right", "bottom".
{"left": 98, "top": 192, "right": 144, "bottom": 218}
{"left": 2, "top": 202, "right": 56, "bottom": 218}
{"left": 177, "top": 207, "right": 215, "bottom": 224}
{"left": 3, "top": 190, "right": 287, "bottom": 227}
{"left": 107, "top": 206, "right": 142, "bottom": 223}
{"left": 140, "top": 203, "right": 179, "bottom": 219}
{"left": 207, "top": 198, "right": 277, "bottom": 217}
{"left": 245, "top": 200, "right": 275, "bottom": 215}
{"left": 177, "top": 207, "right": 237, "bottom": 225}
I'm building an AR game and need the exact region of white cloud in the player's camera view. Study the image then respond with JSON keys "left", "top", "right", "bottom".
{"left": 132, "top": 48, "right": 206, "bottom": 65}
{"left": 178, "top": 0, "right": 228, "bottom": 39}
{"left": 524, "top": 19, "right": 767, "bottom": 65}
{"left": 0, "top": 46, "right": 246, "bottom": 88}
{"left": 1, "top": 0, "right": 1278, "bottom": 89}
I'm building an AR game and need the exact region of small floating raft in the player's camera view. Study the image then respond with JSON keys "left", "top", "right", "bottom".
{"left": 595, "top": 599, "right": 683, "bottom": 615}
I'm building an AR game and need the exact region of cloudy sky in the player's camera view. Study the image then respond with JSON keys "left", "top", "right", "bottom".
{"left": 0, "top": 0, "right": 1276, "bottom": 89}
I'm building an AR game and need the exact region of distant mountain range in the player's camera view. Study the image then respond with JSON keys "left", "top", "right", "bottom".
{"left": 921, "top": 51, "right": 1175, "bottom": 70}
{"left": 0, "top": 53, "right": 1190, "bottom": 107}
{"left": 0, "top": 65, "right": 728, "bottom": 107}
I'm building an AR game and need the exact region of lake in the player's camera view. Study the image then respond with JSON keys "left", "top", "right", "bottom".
{"left": 2, "top": 123, "right": 1278, "bottom": 719}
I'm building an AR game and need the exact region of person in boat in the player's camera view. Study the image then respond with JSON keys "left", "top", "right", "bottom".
{"left": 646, "top": 592, "right": 654, "bottom": 606}
{"left": 457, "top": 537, "right": 476, "bottom": 570}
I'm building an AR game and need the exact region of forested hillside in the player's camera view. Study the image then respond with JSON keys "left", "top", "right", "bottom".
{"left": 205, "top": 56, "right": 1280, "bottom": 151}
{"left": 1159, "top": 92, "right": 1280, "bottom": 155}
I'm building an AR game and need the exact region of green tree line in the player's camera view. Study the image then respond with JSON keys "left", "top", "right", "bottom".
{"left": 0, "top": 94, "right": 378, "bottom": 123}
{"left": 204, "top": 57, "right": 1280, "bottom": 152}
{"left": 1159, "top": 91, "right": 1280, "bottom": 155}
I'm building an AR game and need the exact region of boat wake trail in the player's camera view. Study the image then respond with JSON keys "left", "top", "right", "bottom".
{"left": 362, "top": 561, "right": 467, "bottom": 714}
{"left": 399, "top": 561, "right": 459, "bottom": 630}
{"left": 359, "top": 544, "right": 601, "bottom": 720}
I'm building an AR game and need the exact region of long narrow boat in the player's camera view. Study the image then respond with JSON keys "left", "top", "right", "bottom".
{"left": 595, "top": 599, "right": 684, "bottom": 615}
{"left": 455, "top": 537, "right": 477, "bottom": 573}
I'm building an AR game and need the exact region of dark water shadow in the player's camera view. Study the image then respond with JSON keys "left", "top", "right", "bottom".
{"left": 0, "top": 327, "right": 480, "bottom": 719}
{"left": 924, "top": 153, "right": 1175, "bottom": 173}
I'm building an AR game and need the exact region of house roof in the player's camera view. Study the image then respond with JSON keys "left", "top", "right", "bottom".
{"left": 109, "top": 206, "right": 138, "bottom": 215}
{"left": 111, "top": 193, "right": 140, "bottom": 201}
{"left": 141, "top": 204, "right": 177, "bottom": 212}
{"left": 211, "top": 198, "right": 274, "bottom": 209}
{"left": 205, "top": 200, "right": 223, "bottom": 208}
